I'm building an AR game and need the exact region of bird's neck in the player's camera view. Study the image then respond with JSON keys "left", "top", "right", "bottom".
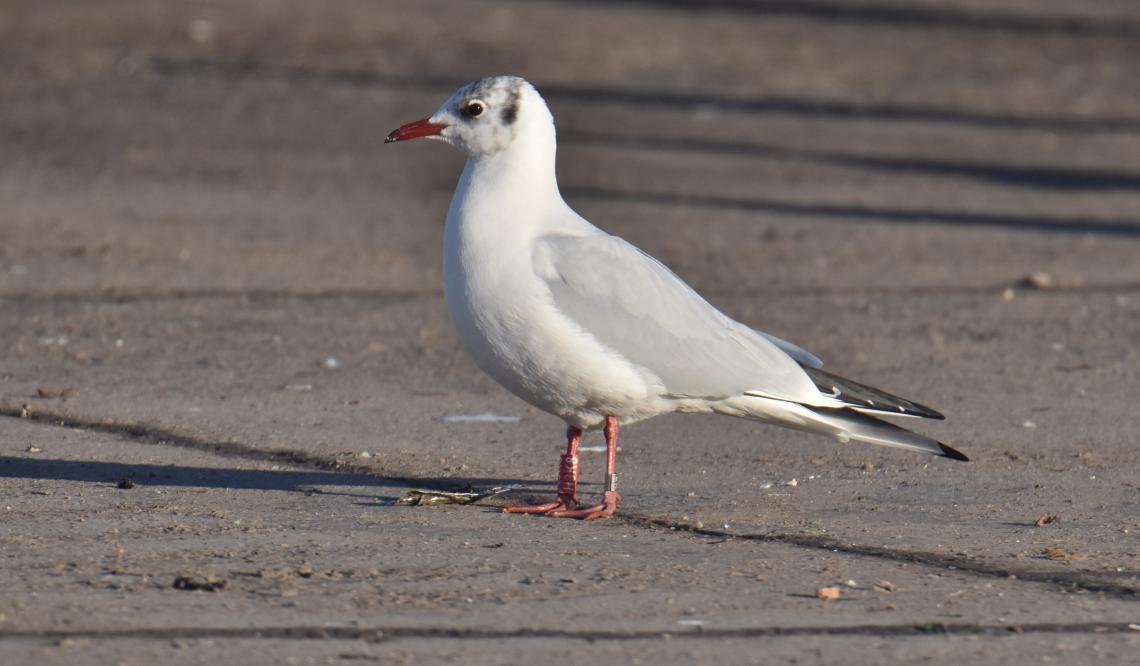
{"left": 454, "top": 132, "right": 564, "bottom": 227}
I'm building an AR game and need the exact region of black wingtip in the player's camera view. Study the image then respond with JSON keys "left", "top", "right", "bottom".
{"left": 938, "top": 442, "right": 970, "bottom": 462}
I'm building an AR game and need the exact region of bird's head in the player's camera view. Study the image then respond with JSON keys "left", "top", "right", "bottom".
{"left": 386, "top": 76, "right": 551, "bottom": 158}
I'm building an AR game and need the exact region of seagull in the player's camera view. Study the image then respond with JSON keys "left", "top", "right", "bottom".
{"left": 386, "top": 76, "right": 968, "bottom": 520}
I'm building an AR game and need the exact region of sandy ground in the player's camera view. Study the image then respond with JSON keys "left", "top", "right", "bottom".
{"left": 2, "top": 1, "right": 1138, "bottom": 663}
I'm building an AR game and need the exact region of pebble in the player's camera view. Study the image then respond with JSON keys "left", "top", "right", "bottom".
{"left": 1022, "top": 272, "right": 1054, "bottom": 289}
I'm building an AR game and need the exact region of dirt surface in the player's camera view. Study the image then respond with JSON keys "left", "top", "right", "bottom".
{"left": 2, "top": 1, "right": 1138, "bottom": 663}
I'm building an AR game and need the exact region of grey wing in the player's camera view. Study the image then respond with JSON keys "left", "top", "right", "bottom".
{"left": 759, "top": 331, "right": 823, "bottom": 369}
{"left": 533, "top": 234, "right": 822, "bottom": 403}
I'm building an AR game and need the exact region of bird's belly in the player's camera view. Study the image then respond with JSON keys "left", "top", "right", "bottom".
{"left": 444, "top": 266, "right": 664, "bottom": 428}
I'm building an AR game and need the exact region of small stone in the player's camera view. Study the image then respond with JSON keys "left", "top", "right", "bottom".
{"left": 1022, "top": 272, "right": 1054, "bottom": 289}
{"left": 187, "top": 19, "right": 215, "bottom": 43}
{"left": 116, "top": 478, "right": 135, "bottom": 490}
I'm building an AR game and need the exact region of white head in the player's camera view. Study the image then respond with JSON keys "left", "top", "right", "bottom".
{"left": 386, "top": 76, "right": 553, "bottom": 158}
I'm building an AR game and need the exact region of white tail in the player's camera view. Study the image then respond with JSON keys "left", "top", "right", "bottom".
{"left": 717, "top": 395, "right": 968, "bottom": 461}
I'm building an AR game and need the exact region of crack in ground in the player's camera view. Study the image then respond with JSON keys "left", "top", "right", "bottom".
{"left": 2, "top": 281, "right": 1137, "bottom": 307}
{"left": 619, "top": 515, "right": 1138, "bottom": 600}
{"left": 3, "top": 407, "right": 1136, "bottom": 601}
{"left": 0, "top": 288, "right": 435, "bottom": 305}
{"left": 0, "top": 621, "right": 1135, "bottom": 643}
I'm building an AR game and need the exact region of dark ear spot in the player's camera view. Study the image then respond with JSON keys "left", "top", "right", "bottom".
{"left": 501, "top": 103, "right": 518, "bottom": 125}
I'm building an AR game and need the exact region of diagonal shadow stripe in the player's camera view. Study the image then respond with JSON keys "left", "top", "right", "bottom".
{"left": 0, "top": 457, "right": 530, "bottom": 498}
{"left": 566, "top": 186, "right": 1140, "bottom": 236}
{"left": 149, "top": 57, "right": 1140, "bottom": 134}
{"left": 0, "top": 456, "right": 385, "bottom": 492}
{"left": 528, "top": 0, "right": 1140, "bottom": 37}
{"left": 562, "top": 130, "right": 1140, "bottom": 191}
{"left": 0, "top": 407, "right": 538, "bottom": 492}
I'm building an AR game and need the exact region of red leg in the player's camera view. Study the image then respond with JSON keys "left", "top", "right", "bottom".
{"left": 548, "top": 415, "right": 622, "bottom": 520}
{"left": 502, "top": 426, "right": 581, "bottom": 514}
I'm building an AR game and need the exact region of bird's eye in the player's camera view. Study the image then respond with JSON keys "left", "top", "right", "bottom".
{"left": 462, "top": 101, "right": 485, "bottom": 118}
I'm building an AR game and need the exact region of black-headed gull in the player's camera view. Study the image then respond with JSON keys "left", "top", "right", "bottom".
{"left": 387, "top": 76, "right": 967, "bottom": 520}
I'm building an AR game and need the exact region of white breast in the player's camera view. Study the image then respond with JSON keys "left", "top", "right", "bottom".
{"left": 441, "top": 164, "right": 664, "bottom": 429}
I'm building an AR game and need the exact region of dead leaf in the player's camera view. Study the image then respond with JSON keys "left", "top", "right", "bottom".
{"left": 1035, "top": 513, "right": 1057, "bottom": 527}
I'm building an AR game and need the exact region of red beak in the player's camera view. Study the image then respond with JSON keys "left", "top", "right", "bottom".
{"left": 385, "top": 118, "right": 447, "bottom": 143}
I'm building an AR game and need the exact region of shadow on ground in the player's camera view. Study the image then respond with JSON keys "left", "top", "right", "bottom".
{"left": 0, "top": 456, "right": 539, "bottom": 496}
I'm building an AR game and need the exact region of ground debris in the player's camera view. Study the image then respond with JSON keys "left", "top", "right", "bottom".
{"left": 116, "top": 478, "right": 136, "bottom": 489}
{"left": 1043, "top": 547, "right": 1088, "bottom": 561}
{"left": 436, "top": 413, "right": 520, "bottom": 423}
{"left": 172, "top": 574, "right": 227, "bottom": 591}
{"left": 397, "top": 486, "right": 517, "bottom": 507}
{"left": 35, "top": 387, "right": 73, "bottom": 399}
{"left": 1035, "top": 513, "right": 1058, "bottom": 527}
{"left": 816, "top": 586, "right": 841, "bottom": 601}
{"left": 256, "top": 563, "right": 328, "bottom": 581}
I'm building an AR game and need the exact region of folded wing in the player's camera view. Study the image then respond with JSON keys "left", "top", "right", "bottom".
{"left": 534, "top": 233, "right": 822, "bottom": 404}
